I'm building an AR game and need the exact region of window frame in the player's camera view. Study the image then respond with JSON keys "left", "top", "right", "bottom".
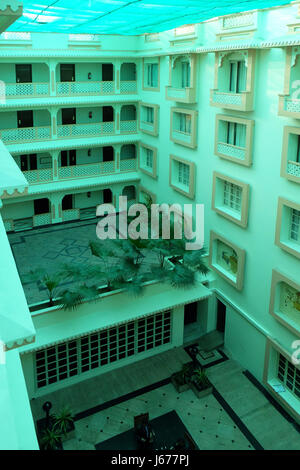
{"left": 215, "top": 114, "right": 254, "bottom": 166}
{"left": 170, "top": 107, "right": 198, "bottom": 149}
{"left": 139, "top": 102, "right": 159, "bottom": 136}
{"left": 281, "top": 126, "right": 300, "bottom": 184}
{"left": 169, "top": 154, "right": 195, "bottom": 199}
{"left": 143, "top": 58, "right": 160, "bottom": 92}
{"left": 275, "top": 197, "right": 300, "bottom": 259}
{"left": 212, "top": 172, "right": 250, "bottom": 228}
{"left": 138, "top": 143, "right": 157, "bottom": 178}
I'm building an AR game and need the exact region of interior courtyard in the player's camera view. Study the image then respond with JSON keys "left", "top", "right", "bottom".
{"left": 1, "top": 0, "right": 300, "bottom": 452}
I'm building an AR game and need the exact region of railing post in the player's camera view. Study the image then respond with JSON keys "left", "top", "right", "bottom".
{"left": 48, "top": 59, "right": 57, "bottom": 97}
{"left": 50, "top": 107, "right": 58, "bottom": 139}
{"left": 52, "top": 150, "right": 59, "bottom": 181}
{"left": 115, "top": 59, "right": 121, "bottom": 94}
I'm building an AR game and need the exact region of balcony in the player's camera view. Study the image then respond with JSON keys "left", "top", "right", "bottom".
{"left": 278, "top": 95, "right": 300, "bottom": 119}
{"left": 120, "top": 120, "right": 137, "bottom": 133}
{"left": 216, "top": 142, "right": 246, "bottom": 161}
{"left": 166, "top": 86, "right": 196, "bottom": 104}
{"left": 23, "top": 168, "right": 53, "bottom": 184}
{"left": 56, "top": 81, "right": 115, "bottom": 96}
{"left": 57, "top": 121, "right": 115, "bottom": 139}
{"left": 287, "top": 160, "right": 300, "bottom": 179}
{"left": 120, "top": 81, "right": 137, "bottom": 94}
{"left": 5, "top": 82, "right": 50, "bottom": 99}
{"left": 210, "top": 90, "right": 253, "bottom": 111}
{"left": 58, "top": 161, "right": 115, "bottom": 179}
{"left": 0, "top": 126, "right": 51, "bottom": 144}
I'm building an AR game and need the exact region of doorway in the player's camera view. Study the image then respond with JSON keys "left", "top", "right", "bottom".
{"left": 16, "top": 64, "right": 32, "bottom": 83}
{"left": 61, "top": 150, "right": 76, "bottom": 167}
{"left": 17, "top": 110, "right": 33, "bottom": 128}
{"left": 60, "top": 64, "right": 75, "bottom": 82}
{"left": 62, "top": 194, "right": 73, "bottom": 211}
{"left": 102, "top": 64, "right": 113, "bottom": 81}
{"left": 62, "top": 108, "right": 76, "bottom": 125}
{"left": 103, "top": 189, "right": 112, "bottom": 204}
{"left": 102, "top": 106, "right": 113, "bottom": 122}
{"left": 216, "top": 299, "right": 226, "bottom": 333}
{"left": 103, "top": 146, "right": 114, "bottom": 162}
{"left": 20, "top": 154, "right": 37, "bottom": 172}
{"left": 34, "top": 198, "right": 50, "bottom": 215}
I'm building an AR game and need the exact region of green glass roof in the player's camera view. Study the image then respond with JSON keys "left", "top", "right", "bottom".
{"left": 8, "top": 0, "right": 293, "bottom": 35}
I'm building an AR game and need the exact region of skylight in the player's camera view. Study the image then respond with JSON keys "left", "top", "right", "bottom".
{"left": 8, "top": 0, "right": 293, "bottom": 35}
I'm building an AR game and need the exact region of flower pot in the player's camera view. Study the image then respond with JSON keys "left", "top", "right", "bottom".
{"left": 171, "top": 373, "right": 190, "bottom": 393}
{"left": 293, "top": 301, "right": 300, "bottom": 312}
{"left": 190, "top": 380, "right": 213, "bottom": 399}
{"left": 229, "top": 256, "right": 237, "bottom": 274}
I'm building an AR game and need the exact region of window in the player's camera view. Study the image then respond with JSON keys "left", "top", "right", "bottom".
{"left": 146, "top": 63, "right": 158, "bottom": 88}
{"left": 229, "top": 60, "right": 246, "bottom": 93}
{"left": 35, "top": 311, "right": 171, "bottom": 389}
{"left": 226, "top": 122, "right": 246, "bottom": 147}
{"left": 223, "top": 181, "right": 242, "bottom": 213}
{"left": 181, "top": 62, "right": 191, "bottom": 88}
{"left": 290, "top": 209, "right": 300, "bottom": 244}
{"left": 171, "top": 108, "right": 197, "bottom": 148}
{"left": 139, "top": 144, "right": 157, "bottom": 178}
{"left": 212, "top": 172, "right": 249, "bottom": 228}
{"left": 170, "top": 155, "right": 195, "bottom": 199}
{"left": 277, "top": 354, "right": 300, "bottom": 398}
{"left": 209, "top": 231, "right": 246, "bottom": 291}
{"left": 146, "top": 107, "right": 154, "bottom": 123}
{"left": 275, "top": 198, "right": 300, "bottom": 259}
{"left": 179, "top": 114, "right": 191, "bottom": 134}
{"left": 139, "top": 103, "right": 159, "bottom": 136}
{"left": 178, "top": 161, "right": 190, "bottom": 186}
{"left": 215, "top": 115, "right": 254, "bottom": 166}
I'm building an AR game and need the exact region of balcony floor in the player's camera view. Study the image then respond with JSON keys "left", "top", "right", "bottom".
{"left": 30, "top": 344, "right": 300, "bottom": 450}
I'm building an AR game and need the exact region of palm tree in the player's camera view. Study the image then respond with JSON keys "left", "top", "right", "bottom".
{"left": 23, "top": 268, "right": 65, "bottom": 307}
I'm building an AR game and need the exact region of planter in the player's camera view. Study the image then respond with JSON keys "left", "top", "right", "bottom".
{"left": 171, "top": 373, "right": 190, "bottom": 393}
{"left": 229, "top": 256, "right": 237, "bottom": 274}
{"left": 190, "top": 380, "right": 213, "bottom": 399}
{"left": 293, "top": 301, "right": 300, "bottom": 312}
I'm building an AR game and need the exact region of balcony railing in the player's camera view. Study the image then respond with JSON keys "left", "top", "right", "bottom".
{"left": 23, "top": 168, "right": 53, "bottom": 184}
{"left": 5, "top": 82, "right": 50, "bottom": 99}
{"left": 120, "top": 158, "right": 137, "bottom": 171}
{"left": 287, "top": 160, "right": 300, "bottom": 178}
{"left": 279, "top": 95, "right": 300, "bottom": 117}
{"left": 33, "top": 213, "right": 52, "bottom": 227}
{"left": 217, "top": 142, "right": 246, "bottom": 161}
{"left": 0, "top": 126, "right": 51, "bottom": 144}
{"left": 166, "top": 86, "right": 196, "bottom": 103}
{"left": 120, "top": 120, "right": 137, "bottom": 133}
{"left": 210, "top": 89, "right": 253, "bottom": 111}
{"left": 56, "top": 81, "right": 115, "bottom": 96}
{"left": 62, "top": 208, "right": 80, "bottom": 222}
{"left": 120, "top": 81, "right": 137, "bottom": 94}
{"left": 58, "top": 161, "right": 115, "bottom": 179}
{"left": 57, "top": 121, "right": 115, "bottom": 138}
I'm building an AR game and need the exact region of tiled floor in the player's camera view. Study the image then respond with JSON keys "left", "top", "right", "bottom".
{"left": 31, "top": 344, "right": 300, "bottom": 450}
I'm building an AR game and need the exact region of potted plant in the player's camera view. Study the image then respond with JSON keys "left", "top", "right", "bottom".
{"left": 53, "top": 406, "right": 75, "bottom": 442}
{"left": 285, "top": 287, "right": 300, "bottom": 312}
{"left": 190, "top": 368, "right": 213, "bottom": 398}
{"left": 229, "top": 253, "right": 238, "bottom": 274}
{"left": 40, "top": 427, "right": 63, "bottom": 451}
{"left": 171, "top": 362, "right": 193, "bottom": 393}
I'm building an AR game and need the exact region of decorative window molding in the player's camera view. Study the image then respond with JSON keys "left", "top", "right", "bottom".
{"left": 278, "top": 47, "right": 300, "bottom": 118}
{"left": 174, "top": 25, "right": 196, "bottom": 37}
{"left": 221, "top": 12, "right": 255, "bottom": 30}
{"left": 215, "top": 114, "right": 254, "bottom": 166}
{"left": 269, "top": 269, "right": 300, "bottom": 336}
{"left": 144, "top": 33, "right": 160, "bottom": 43}
{"left": 209, "top": 231, "right": 245, "bottom": 290}
{"left": 263, "top": 338, "right": 300, "bottom": 422}
{"left": 210, "top": 49, "right": 256, "bottom": 111}
{"left": 138, "top": 143, "right": 157, "bottom": 179}
{"left": 275, "top": 197, "right": 300, "bottom": 259}
{"left": 143, "top": 57, "right": 160, "bottom": 92}
{"left": 169, "top": 154, "right": 195, "bottom": 199}
{"left": 166, "top": 54, "right": 197, "bottom": 103}
{"left": 280, "top": 126, "right": 300, "bottom": 183}
{"left": 212, "top": 172, "right": 250, "bottom": 228}
{"left": 139, "top": 102, "right": 159, "bottom": 136}
{"left": 170, "top": 107, "right": 198, "bottom": 148}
